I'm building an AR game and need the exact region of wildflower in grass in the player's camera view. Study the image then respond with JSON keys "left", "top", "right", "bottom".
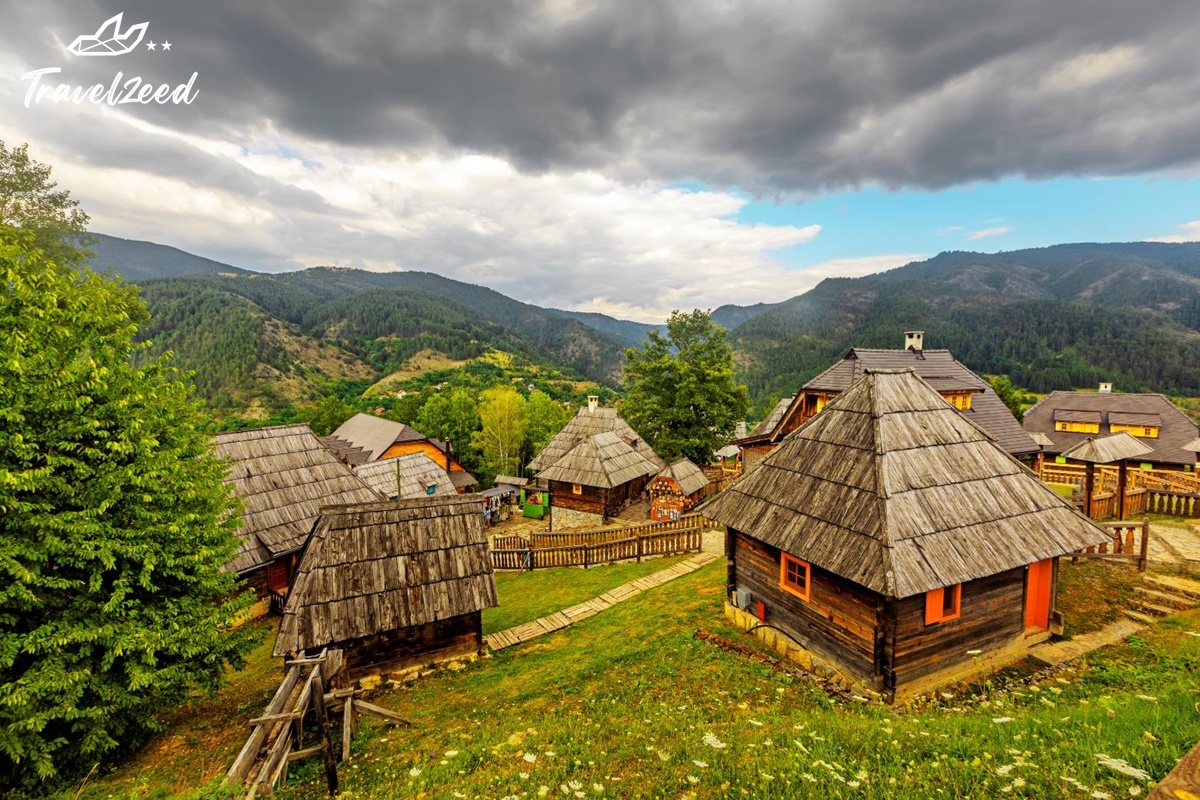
{"left": 1091, "top": 792, "right": 1111, "bottom": 799}
{"left": 657, "top": 749, "right": 670, "bottom": 762}
{"left": 687, "top": 775, "right": 699, "bottom": 784}
{"left": 592, "top": 783, "right": 604, "bottom": 793}
{"left": 1095, "top": 755, "right": 1151, "bottom": 781}
{"left": 1013, "top": 778, "right": 1026, "bottom": 788}
{"left": 524, "top": 753, "right": 537, "bottom": 763}
{"left": 996, "top": 764, "right": 1016, "bottom": 776}
{"left": 693, "top": 760, "right": 709, "bottom": 768}
{"left": 703, "top": 732, "right": 727, "bottom": 749}
{"left": 847, "top": 781, "right": 861, "bottom": 788}
{"left": 1041, "top": 698, "right": 1057, "bottom": 708}
{"left": 520, "top": 772, "right": 530, "bottom": 779}
{"left": 1142, "top": 731, "right": 1158, "bottom": 743}
{"left": 1135, "top": 695, "right": 1157, "bottom": 702}
{"left": 1128, "top": 789, "right": 1142, "bottom": 797}
{"left": 409, "top": 767, "right": 422, "bottom": 777}
{"left": 445, "top": 750, "right": 459, "bottom": 757}
{"left": 748, "top": 719, "right": 764, "bottom": 727}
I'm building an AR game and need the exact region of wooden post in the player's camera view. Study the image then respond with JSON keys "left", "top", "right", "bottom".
{"left": 310, "top": 668, "right": 339, "bottom": 796}
{"left": 341, "top": 695, "right": 354, "bottom": 762}
{"left": 636, "top": 535, "right": 643, "bottom": 563}
{"left": 1117, "top": 460, "right": 1128, "bottom": 520}
{"left": 1138, "top": 517, "right": 1150, "bottom": 573}
{"left": 1084, "top": 461, "right": 1096, "bottom": 519}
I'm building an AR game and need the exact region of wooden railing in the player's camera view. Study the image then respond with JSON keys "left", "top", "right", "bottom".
{"left": 491, "top": 527, "right": 704, "bottom": 571}
{"left": 1073, "top": 518, "right": 1150, "bottom": 572}
{"left": 1146, "top": 489, "right": 1200, "bottom": 518}
{"left": 525, "top": 513, "right": 717, "bottom": 550}
{"left": 1043, "top": 463, "right": 1200, "bottom": 495}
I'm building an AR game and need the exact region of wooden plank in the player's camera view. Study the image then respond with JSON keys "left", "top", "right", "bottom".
{"left": 310, "top": 668, "right": 339, "bottom": 796}
{"left": 286, "top": 745, "right": 325, "bottom": 763}
{"left": 248, "top": 712, "right": 303, "bottom": 727}
{"left": 342, "top": 693, "right": 353, "bottom": 762}
{"left": 354, "top": 699, "right": 413, "bottom": 727}
{"left": 227, "top": 664, "right": 303, "bottom": 782}
{"left": 1149, "top": 739, "right": 1200, "bottom": 799}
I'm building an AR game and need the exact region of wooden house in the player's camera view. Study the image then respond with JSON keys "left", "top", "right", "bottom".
{"left": 527, "top": 396, "right": 665, "bottom": 476}
{"left": 535, "top": 431, "right": 661, "bottom": 530}
{"left": 353, "top": 452, "right": 457, "bottom": 500}
{"left": 737, "top": 332, "right": 1037, "bottom": 472}
{"left": 325, "top": 413, "right": 477, "bottom": 491}
{"left": 649, "top": 459, "right": 711, "bottom": 520}
{"left": 213, "top": 425, "right": 384, "bottom": 615}
{"left": 702, "top": 369, "right": 1109, "bottom": 703}
{"left": 273, "top": 495, "right": 498, "bottom": 677}
{"left": 1023, "top": 389, "right": 1199, "bottom": 471}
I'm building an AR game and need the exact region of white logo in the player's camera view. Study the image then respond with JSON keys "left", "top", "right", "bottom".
{"left": 67, "top": 13, "right": 149, "bottom": 57}
{"left": 21, "top": 12, "right": 197, "bottom": 108}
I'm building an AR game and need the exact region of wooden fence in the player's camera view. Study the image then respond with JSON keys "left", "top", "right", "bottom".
{"left": 1043, "top": 463, "right": 1200, "bottom": 495}
{"left": 491, "top": 527, "right": 704, "bottom": 571}
{"left": 1072, "top": 517, "right": 1150, "bottom": 572}
{"left": 1146, "top": 489, "right": 1200, "bottom": 518}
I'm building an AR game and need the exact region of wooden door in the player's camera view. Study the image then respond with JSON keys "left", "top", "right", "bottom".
{"left": 1025, "top": 559, "right": 1054, "bottom": 632}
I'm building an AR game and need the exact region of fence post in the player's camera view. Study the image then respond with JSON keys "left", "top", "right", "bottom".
{"left": 310, "top": 666, "right": 339, "bottom": 796}
{"left": 637, "top": 536, "right": 643, "bottom": 563}
{"left": 584, "top": 545, "right": 589, "bottom": 570}
{"left": 1138, "top": 517, "right": 1150, "bottom": 572}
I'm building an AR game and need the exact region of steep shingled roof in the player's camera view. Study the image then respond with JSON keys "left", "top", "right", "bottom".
{"left": 328, "top": 413, "right": 427, "bottom": 462}
{"left": 213, "top": 424, "right": 384, "bottom": 574}
{"left": 535, "top": 431, "right": 660, "bottom": 489}
{"left": 274, "top": 495, "right": 498, "bottom": 656}
{"left": 527, "top": 405, "right": 665, "bottom": 473}
{"left": 353, "top": 453, "right": 457, "bottom": 499}
{"left": 653, "top": 458, "right": 710, "bottom": 497}
{"left": 702, "top": 370, "right": 1109, "bottom": 599}
{"left": 749, "top": 396, "right": 794, "bottom": 437}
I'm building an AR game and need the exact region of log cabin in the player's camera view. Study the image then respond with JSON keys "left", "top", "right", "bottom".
{"left": 737, "top": 332, "right": 1038, "bottom": 472}
{"left": 1023, "top": 388, "right": 1199, "bottom": 471}
{"left": 324, "top": 412, "right": 477, "bottom": 491}
{"left": 273, "top": 495, "right": 499, "bottom": 677}
{"left": 527, "top": 396, "right": 665, "bottom": 477}
{"left": 213, "top": 425, "right": 384, "bottom": 615}
{"left": 649, "top": 459, "right": 711, "bottom": 520}
{"left": 352, "top": 452, "right": 457, "bottom": 500}
{"left": 535, "top": 431, "right": 661, "bottom": 530}
{"left": 702, "top": 369, "right": 1110, "bottom": 703}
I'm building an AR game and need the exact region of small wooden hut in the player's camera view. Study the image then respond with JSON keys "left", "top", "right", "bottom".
{"left": 536, "top": 431, "right": 660, "bottom": 530}
{"left": 527, "top": 396, "right": 665, "bottom": 475}
{"left": 1061, "top": 433, "right": 1154, "bottom": 520}
{"left": 274, "top": 495, "right": 499, "bottom": 677}
{"left": 353, "top": 452, "right": 456, "bottom": 500}
{"left": 649, "top": 459, "right": 711, "bottom": 520}
{"left": 213, "top": 425, "right": 384, "bottom": 614}
{"left": 702, "top": 369, "right": 1110, "bottom": 702}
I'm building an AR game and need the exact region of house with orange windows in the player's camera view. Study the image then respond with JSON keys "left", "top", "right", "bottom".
{"left": 702, "top": 369, "right": 1109, "bottom": 703}
{"left": 324, "top": 412, "right": 477, "bottom": 492}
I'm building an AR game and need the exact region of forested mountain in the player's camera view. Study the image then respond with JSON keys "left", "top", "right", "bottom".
{"left": 88, "top": 233, "right": 250, "bottom": 282}
{"left": 732, "top": 242, "right": 1200, "bottom": 407}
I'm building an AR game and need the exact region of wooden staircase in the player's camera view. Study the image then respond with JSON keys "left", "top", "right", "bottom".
{"left": 1124, "top": 573, "right": 1200, "bottom": 624}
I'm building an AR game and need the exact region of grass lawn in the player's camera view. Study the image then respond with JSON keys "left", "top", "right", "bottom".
{"left": 66, "top": 561, "right": 1200, "bottom": 800}
{"left": 484, "top": 556, "right": 690, "bottom": 635}
{"left": 1055, "top": 559, "right": 1145, "bottom": 637}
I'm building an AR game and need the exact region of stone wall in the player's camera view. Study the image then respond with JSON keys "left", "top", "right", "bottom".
{"left": 550, "top": 506, "right": 605, "bottom": 531}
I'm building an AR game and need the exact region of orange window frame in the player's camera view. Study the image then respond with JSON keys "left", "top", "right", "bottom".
{"left": 924, "top": 584, "right": 962, "bottom": 625}
{"left": 572, "top": 483, "right": 582, "bottom": 495}
{"left": 779, "top": 553, "right": 811, "bottom": 601}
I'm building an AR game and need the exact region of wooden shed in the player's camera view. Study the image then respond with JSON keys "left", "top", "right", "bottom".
{"left": 649, "top": 459, "right": 711, "bottom": 520}
{"left": 536, "top": 431, "right": 660, "bottom": 530}
{"left": 353, "top": 452, "right": 457, "bottom": 500}
{"left": 274, "top": 495, "right": 499, "bottom": 677}
{"left": 702, "top": 369, "right": 1110, "bottom": 702}
{"left": 213, "top": 425, "right": 384, "bottom": 614}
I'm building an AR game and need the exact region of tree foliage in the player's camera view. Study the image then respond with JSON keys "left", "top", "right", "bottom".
{"left": 300, "top": 394, "right": 355, "bottom": 437}
{"left": 621, "top": 310, "right": 750, "bottom": 465}
{"left": 0, "top": 228, "right": 252, "bottom": 790}
{"left": 474, "top": 387, "right": 528, "bottom": 478}
{"left": 986, "top": 375, "right": 1031, "bottom": 420}
{"left": 416, "top": 388, "right": 481, "bottom": 470}
{"left": 0, "top": 141, "right": 91, "bottom": 265}
{"left": 521, "top": 390, "right": 570, "bottom": 466}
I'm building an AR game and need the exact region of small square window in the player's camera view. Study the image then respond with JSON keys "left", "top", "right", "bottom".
{"left": 779, "top": 553, "right": 811, "bottom": 601}
{"left": 572, "top": 483, "right": 582, "bottom": 495}
{"left": 925, "top": 584, "right": 962, "bottom": 624}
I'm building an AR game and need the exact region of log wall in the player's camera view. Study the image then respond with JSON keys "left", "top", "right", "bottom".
{"left": 333, "top": 611, "right": 482, "bottom": 676}
{"left": 730, "top": 530, "right": 881, "bottom": 684}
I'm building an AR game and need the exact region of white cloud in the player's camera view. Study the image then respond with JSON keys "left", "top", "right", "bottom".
{"left": 967, "top": 226, "right": 1014, "bottom": 240}
{"left": 1145, "top": 220, "right": 1200, "bottom": 243}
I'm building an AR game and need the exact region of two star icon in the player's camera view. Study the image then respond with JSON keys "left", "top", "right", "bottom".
{"left": 146, "top": 41, "right": 172, "bottom": 51}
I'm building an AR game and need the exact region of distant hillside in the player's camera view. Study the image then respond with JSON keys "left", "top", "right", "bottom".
{"left": 731, "top": 242, "right": 1200, "bottom": 407}
{"left": 551, "top": 301, "right": 777, "bottom": 348}
{"left": 87, "top": 233, "right": 249, "bottom": 282}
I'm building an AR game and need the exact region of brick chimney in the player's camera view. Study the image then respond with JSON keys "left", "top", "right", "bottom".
{"left": 587, "top": 395, "right": 599, "bottom": 413}
{"left": 1099, "top": 382, "right": 1113, "bottom": 394}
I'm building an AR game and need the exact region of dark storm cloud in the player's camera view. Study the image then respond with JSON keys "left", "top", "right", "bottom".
{"left": 4, "top": 0, "right": 1199, "bottom": 191}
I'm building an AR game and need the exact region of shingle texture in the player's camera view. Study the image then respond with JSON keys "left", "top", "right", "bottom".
{"left": 1024, "top": 392, "right": 1198, "bottom": 467}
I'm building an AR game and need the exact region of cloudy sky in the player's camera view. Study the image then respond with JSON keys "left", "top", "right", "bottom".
{"left": 2, "top": 1, "right": 1198, "bottom": 321}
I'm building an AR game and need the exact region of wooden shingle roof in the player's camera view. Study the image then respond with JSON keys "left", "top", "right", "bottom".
{"left": 536, "top": 431, "right": 660, "bottom": 489}
{"left": 1061, "top": 433, "right": 1155, "bottom": 464}
{"left": 749, "top": 396, "right": 794, "bottom": 437}
{"left": 653, "top": 458, "right": 710, "bottom": 497}
{"left": 213, "top": 424, "right": 384, "bottom": 575}
{"left": 702, "top": 370, "right": 1109, "bottom": 599}
{"left": 329, "top": 413, "right": 427, "bottom": 462}
{"left": 527, "top": 405, "right": 664, "bottom": 473}
{"left": 353, "top": 453, "right": 456, "bottom": 499}
{"left": 274, "top": 495, "right": 498, "bottom": 657}
{"left": 1023, "top": 391, "right": 1199, "bottom": 466}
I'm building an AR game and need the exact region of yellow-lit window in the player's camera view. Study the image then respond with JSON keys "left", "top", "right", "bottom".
{"left": 925, "top": 584, "right": 961, "bottom": 625}
{"left": 779, "top": 553, "right": 811, "bottom": 601}
{"left": 942, "top": 392, "right": 973, "bottom": 410}
{"left": 814, "top": 395, "right": 828, "bottom": 413}
{"left": 572, "top": 483, "right": 582, "bottom": 495}
{"left": 1055, "top": 421, "right": 1100, "bottom": 434}
{"left": 1111, "top": 424, "right": 1160, "bottom": 439}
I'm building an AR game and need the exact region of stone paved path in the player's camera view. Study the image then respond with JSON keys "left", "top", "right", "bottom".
{"left": 1147, "top": 521, "right": 1200, "bottom": 574}
{"left": 484, "top": 551, "right": 720, "bottom": 651}
{"left": 1029, "top": 618, "right": 1146, "bottom": 666}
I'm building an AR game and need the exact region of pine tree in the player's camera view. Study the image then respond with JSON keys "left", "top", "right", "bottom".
{"left": 0, "top": 227, "right": 253, "bottom": 790}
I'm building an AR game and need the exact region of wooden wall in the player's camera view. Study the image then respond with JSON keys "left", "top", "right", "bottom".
{"left": 548, "top": 480, "right": 608, "bottom": 517}
{"left": 730, "top": 530, "right": 881, "bottom": 685}
{"left": 381, "top": 440, "right": 470, "bottom": 473}
{"left": 334, "top": 611, "right": 483, "bottom": 676}
{"left": 886, "top": 566, "right": 1028, "bottom": 692}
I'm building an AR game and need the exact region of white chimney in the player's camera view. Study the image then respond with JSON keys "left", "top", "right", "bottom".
{"left": 904, "top": 331, "right": 924, "bottom": 352}
{"left": 1099, "top": 382, "right": 1113, "bottom": 394}
{"left": 587, "top": 395, "right": 599, "bottom": 413}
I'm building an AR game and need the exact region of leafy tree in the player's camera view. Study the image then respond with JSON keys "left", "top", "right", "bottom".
{"left": 622, "top": 310, "right": 750, "bottom": 465}
{"left": 416, "top": 388, "right": 481, "bottom": 469}
{"left": 300, "top": 394, "right": 355, "bottom": 436}
{"left": 474, "top": 387, "right": 528, "bottom": 478}
{"left": 0, "top": 141, "right": 91, "bottom": 265}
{"left": 0, "top": 227, "right": 252, "bottom": 790}
{"left": 987, "top": 374, "right": 1027, "bottom": 419}
{"left": 522, "top": 390, "right": 570, "bottom": 467}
